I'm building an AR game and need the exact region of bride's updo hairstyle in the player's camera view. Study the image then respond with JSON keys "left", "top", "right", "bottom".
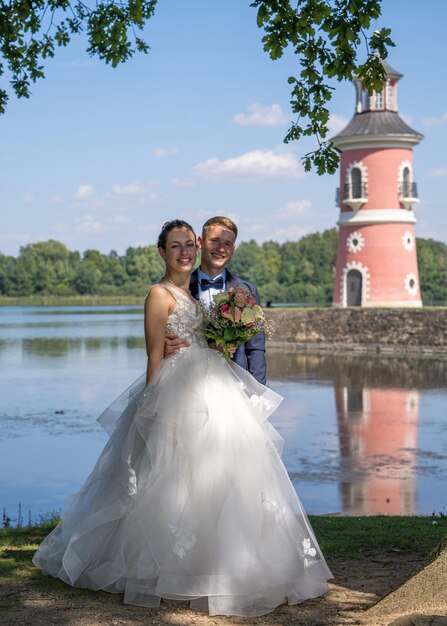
{"left": 157, "top": 219, "right": 196, "bottom": 250}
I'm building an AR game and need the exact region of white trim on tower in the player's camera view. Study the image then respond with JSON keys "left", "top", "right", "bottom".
{"left": 338, "top": 209, "right": 416, "bottom": 226}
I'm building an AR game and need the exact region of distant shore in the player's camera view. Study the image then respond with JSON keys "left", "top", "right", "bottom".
{"left": 2, "top": 298, "right": 446, "bottom": 356}
{"left": 0, "top": 295, "right": 144, "bottom": 306}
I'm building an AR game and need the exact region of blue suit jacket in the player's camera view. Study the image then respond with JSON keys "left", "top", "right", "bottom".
{"left": 189, "top": 268, "right": 267, "bottom": 385}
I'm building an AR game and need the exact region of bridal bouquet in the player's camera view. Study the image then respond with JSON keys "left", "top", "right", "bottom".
{"left": 202, "top": 286, "right": 272, "bottom": 359}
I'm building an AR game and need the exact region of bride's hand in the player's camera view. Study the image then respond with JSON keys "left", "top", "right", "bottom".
{"left": 164, "top": 333, "right": 190, "bottom": 357}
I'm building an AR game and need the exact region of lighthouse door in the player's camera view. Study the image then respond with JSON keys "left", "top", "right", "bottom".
{"left": 347, "top": 269, "right": 362, "bottom": 306}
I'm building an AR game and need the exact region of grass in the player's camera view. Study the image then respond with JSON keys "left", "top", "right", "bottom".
{"left": 310, "top": 514, "right": 447, "bottom": 562}
{"left": 1, "top": 515, "right": 446, "bottom": 589}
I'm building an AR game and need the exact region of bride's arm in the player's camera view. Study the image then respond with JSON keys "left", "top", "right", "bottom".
{"left": 144, "top": 286, "right": 174, "bottom": 383}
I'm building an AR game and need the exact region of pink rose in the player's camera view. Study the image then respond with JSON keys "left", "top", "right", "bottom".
{"left": 220, "top": 303, "right": 241, "bottom": 323}
{"left": 246, "top": 295, "right": 256, "bottom": 307}
{"left": 220, "top": 304, "right": 234, "bottom": 322}
{"left": 233, "top": 287, "right": 249, "bottom": 307}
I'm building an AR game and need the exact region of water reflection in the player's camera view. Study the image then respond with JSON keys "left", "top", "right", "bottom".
{"left": 267, "top": 351, "right": 447, "bottom": 515}
{"left": 336, "top": 387, "right": 418, "bottom": 515}
{"left": 1, "top": 305, "right": 446, "bottom": 519}
{"left": 267, "top": 351, "right": 447, "bottom": 389}
{"left": 19, "top": 336, "right": 145, "bottom": 357}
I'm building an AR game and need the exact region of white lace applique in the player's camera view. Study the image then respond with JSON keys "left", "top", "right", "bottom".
{"left": 250, "top": 394, "right": 274, "bottom": 412}
{"left": 169, "top": 346, "right": 188, "bottom": 368}
{"left": 261, "top": 493, "right": 286, "bottom": 523}
{"left": 161, "top": 285, "right": 208, "bottom": 368}
{"left": 302, "top": 537, "right": 317, "bottom": 566}
{"left": 168, "top": 519, "right": 198, "bottom": 559}
{"left": 126, "top": 455, "right": 137, "bottom": 495}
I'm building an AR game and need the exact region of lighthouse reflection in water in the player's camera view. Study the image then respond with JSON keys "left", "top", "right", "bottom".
{"left": 335, "top": 385, "right": 418, "bottom": 515}
{"left": 267, "top": 352, "right": 446, "bottom": 516}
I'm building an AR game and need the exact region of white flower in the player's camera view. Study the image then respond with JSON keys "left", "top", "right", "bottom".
{"left": 169, "top": 519, "right": 198, "bottom": 560}
{"left": 262, "top": 494, "right": 286, "bottom": 522}
{"left": 402, "top": 231, "right": 414, "bottom": 252}
{"left": 404, "top": 273, "right": 418, "bottom": 296}
{"left": 302, "top": 537, "right": 317, "bottom": 557}
{"left": 126, "top": 455, "right": 137, "bottom": 495}
{"left": 250, "top": 394, "right": 274, "bottom": 412}
{"left": 346, "top": 231, "right": 365, "bottom": 253}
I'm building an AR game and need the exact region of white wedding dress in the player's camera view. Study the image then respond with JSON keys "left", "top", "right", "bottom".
{"left": 33, "top": 284, "right": 332, "bottom": 616}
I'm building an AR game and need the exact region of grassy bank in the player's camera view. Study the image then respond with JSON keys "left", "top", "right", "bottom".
{"left": 2, "top": 515, "right": 446, "bottom": 589}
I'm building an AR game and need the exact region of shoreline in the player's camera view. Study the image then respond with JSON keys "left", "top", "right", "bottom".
{"left": 267, "top": 339, "right": 447, "bottom": 357}
{"left": 266, "top": 306, "right": 447, "bottom": 356}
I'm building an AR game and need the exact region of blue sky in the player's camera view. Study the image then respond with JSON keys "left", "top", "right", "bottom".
{"left": 1, "top": 0, "right": 446, "bottom": 257}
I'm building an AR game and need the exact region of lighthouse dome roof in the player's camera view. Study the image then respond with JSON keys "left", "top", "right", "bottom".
{"left": 331, "top": 111, "right": 423, "bottom": 146}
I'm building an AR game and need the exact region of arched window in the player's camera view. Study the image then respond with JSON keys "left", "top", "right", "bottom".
{"left": 351, "top": 168, "right": 362, "bottom": 198}
{"left": 373, "top": 89, "right": 384, "bottom": 109}
{"left": 386, "top": 82, "right": 394, "bottom": 110}
{"left": 402, "top": 166, "right": 411, "bottom": 197}
{"left": 344, "top": 162, "right": 368, "bottom": 210}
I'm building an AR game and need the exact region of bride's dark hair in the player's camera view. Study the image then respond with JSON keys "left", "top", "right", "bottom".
{"left": 157, "top": 219, "right": 196, "bottom": 249}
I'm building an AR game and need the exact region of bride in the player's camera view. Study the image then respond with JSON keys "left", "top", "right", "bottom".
{"left": 33, "top": 219, "right": 332, "bottom": 617}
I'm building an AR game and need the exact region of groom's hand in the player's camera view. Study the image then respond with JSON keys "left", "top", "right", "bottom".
{"left": 164, "top": 333, "right": 190, "bottom": 357}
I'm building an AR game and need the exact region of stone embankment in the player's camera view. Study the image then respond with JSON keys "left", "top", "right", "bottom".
{"left": 266, "top": 307, "right": 447, "bottom": 355}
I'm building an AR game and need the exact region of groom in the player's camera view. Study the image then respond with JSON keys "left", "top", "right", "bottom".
{"left": 165, "top": 216, "right": 266, "bottom": 385}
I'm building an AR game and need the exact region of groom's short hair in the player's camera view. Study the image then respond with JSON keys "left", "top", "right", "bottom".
{"left": 202, "top": 216, "right": 238, "bottom": 240}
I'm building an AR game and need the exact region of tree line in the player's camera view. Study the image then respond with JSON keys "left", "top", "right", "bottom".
{"left": 0, "top": 231, "right": 446, "bottom": 305}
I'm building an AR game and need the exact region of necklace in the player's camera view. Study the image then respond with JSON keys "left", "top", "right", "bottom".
{"left": 161, "top": 276, "right": 190, "bottom": 294}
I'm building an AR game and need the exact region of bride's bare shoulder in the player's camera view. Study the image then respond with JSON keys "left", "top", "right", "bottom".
{"left": 145, "top": 284, "right": 176, "bottom": 307}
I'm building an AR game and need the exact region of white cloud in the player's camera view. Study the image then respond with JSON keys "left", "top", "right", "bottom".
{"left": 427, "top": 168, "right": 447, "bottom": 178}
{"left": 109, "top": 183, "right": 158, "bottom": 205}
{"left": 171, "top": 177, "right": 196, "bottom": 188}
{"left": 111, "top": 183, "right": 145, "bottom": 196}
{"left": 268, "top": 224, "right": 312, "bottom": 240}
{"left": 191, "top": 150, "right": 305, "bottom": 181}
{"left": 0, "top": 233, "right": 31, "bottom": 245}
{"left": 74, "top": 215, "right": 104, "bottom": 234}
{"left": 328, "top": 114, "right": 349, "bottom": 137}
{"left": 400, "top": 112, "right": 414, "bottom": 127}
{"left": 422, "top": 112, "right": 447, "bottom": 129}
{"left": 74, "top": 184, "right": 96, "bottom": 200}
{"left": 233, "top": 103, "right": 289, "bottom": 127}
{"left": 277, "top": 200, "right": 312, "bottom": 220}
{"left": 152, "top": 147, "right": 179, "bottom": 158}
{"left": 22, "top": 194, "right": 34, "bottom": 203}
{"left": 234, "top": 199, "right": 314, "bottom": 243}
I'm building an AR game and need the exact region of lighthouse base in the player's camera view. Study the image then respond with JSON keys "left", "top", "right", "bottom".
{"left": 332, "top": 300, "right": 422, "bottom": 308}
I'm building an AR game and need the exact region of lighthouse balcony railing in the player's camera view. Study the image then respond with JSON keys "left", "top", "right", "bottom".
{"left": 336, "top": 183, "right": 368, "bottom": 210}
{"left": 399, "top": 182, "right": 419, "bottom": 209}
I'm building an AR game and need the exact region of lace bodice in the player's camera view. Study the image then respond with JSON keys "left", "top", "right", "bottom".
{"left": 160, "top": 283, "right": 208, "bottom": 350}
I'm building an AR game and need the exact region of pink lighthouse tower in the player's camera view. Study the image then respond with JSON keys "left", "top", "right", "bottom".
{"left": 331, "top": 60, "right": 423, "bottom": 307}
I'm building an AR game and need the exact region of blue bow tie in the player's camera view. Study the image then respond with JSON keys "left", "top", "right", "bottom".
{"left": 200, "top": 276, "right": 224, "bottom": 291}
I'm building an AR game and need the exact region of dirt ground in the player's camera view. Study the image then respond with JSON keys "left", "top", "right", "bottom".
{"left": 2, "top": 550, "right": 447, "bottom": 626}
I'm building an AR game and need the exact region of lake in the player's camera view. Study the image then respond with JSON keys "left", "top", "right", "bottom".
{"left": 1, "top": 305, "right": 446, "bottom": 524}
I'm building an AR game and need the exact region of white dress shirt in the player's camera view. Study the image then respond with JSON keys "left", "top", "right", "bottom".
{"left": 197, "top": 268, "right": 226, "bottom": 308}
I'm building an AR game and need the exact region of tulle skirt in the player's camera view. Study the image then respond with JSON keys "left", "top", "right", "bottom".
{"left": 33, "top": 346, "right": 332, "bottom": 616}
